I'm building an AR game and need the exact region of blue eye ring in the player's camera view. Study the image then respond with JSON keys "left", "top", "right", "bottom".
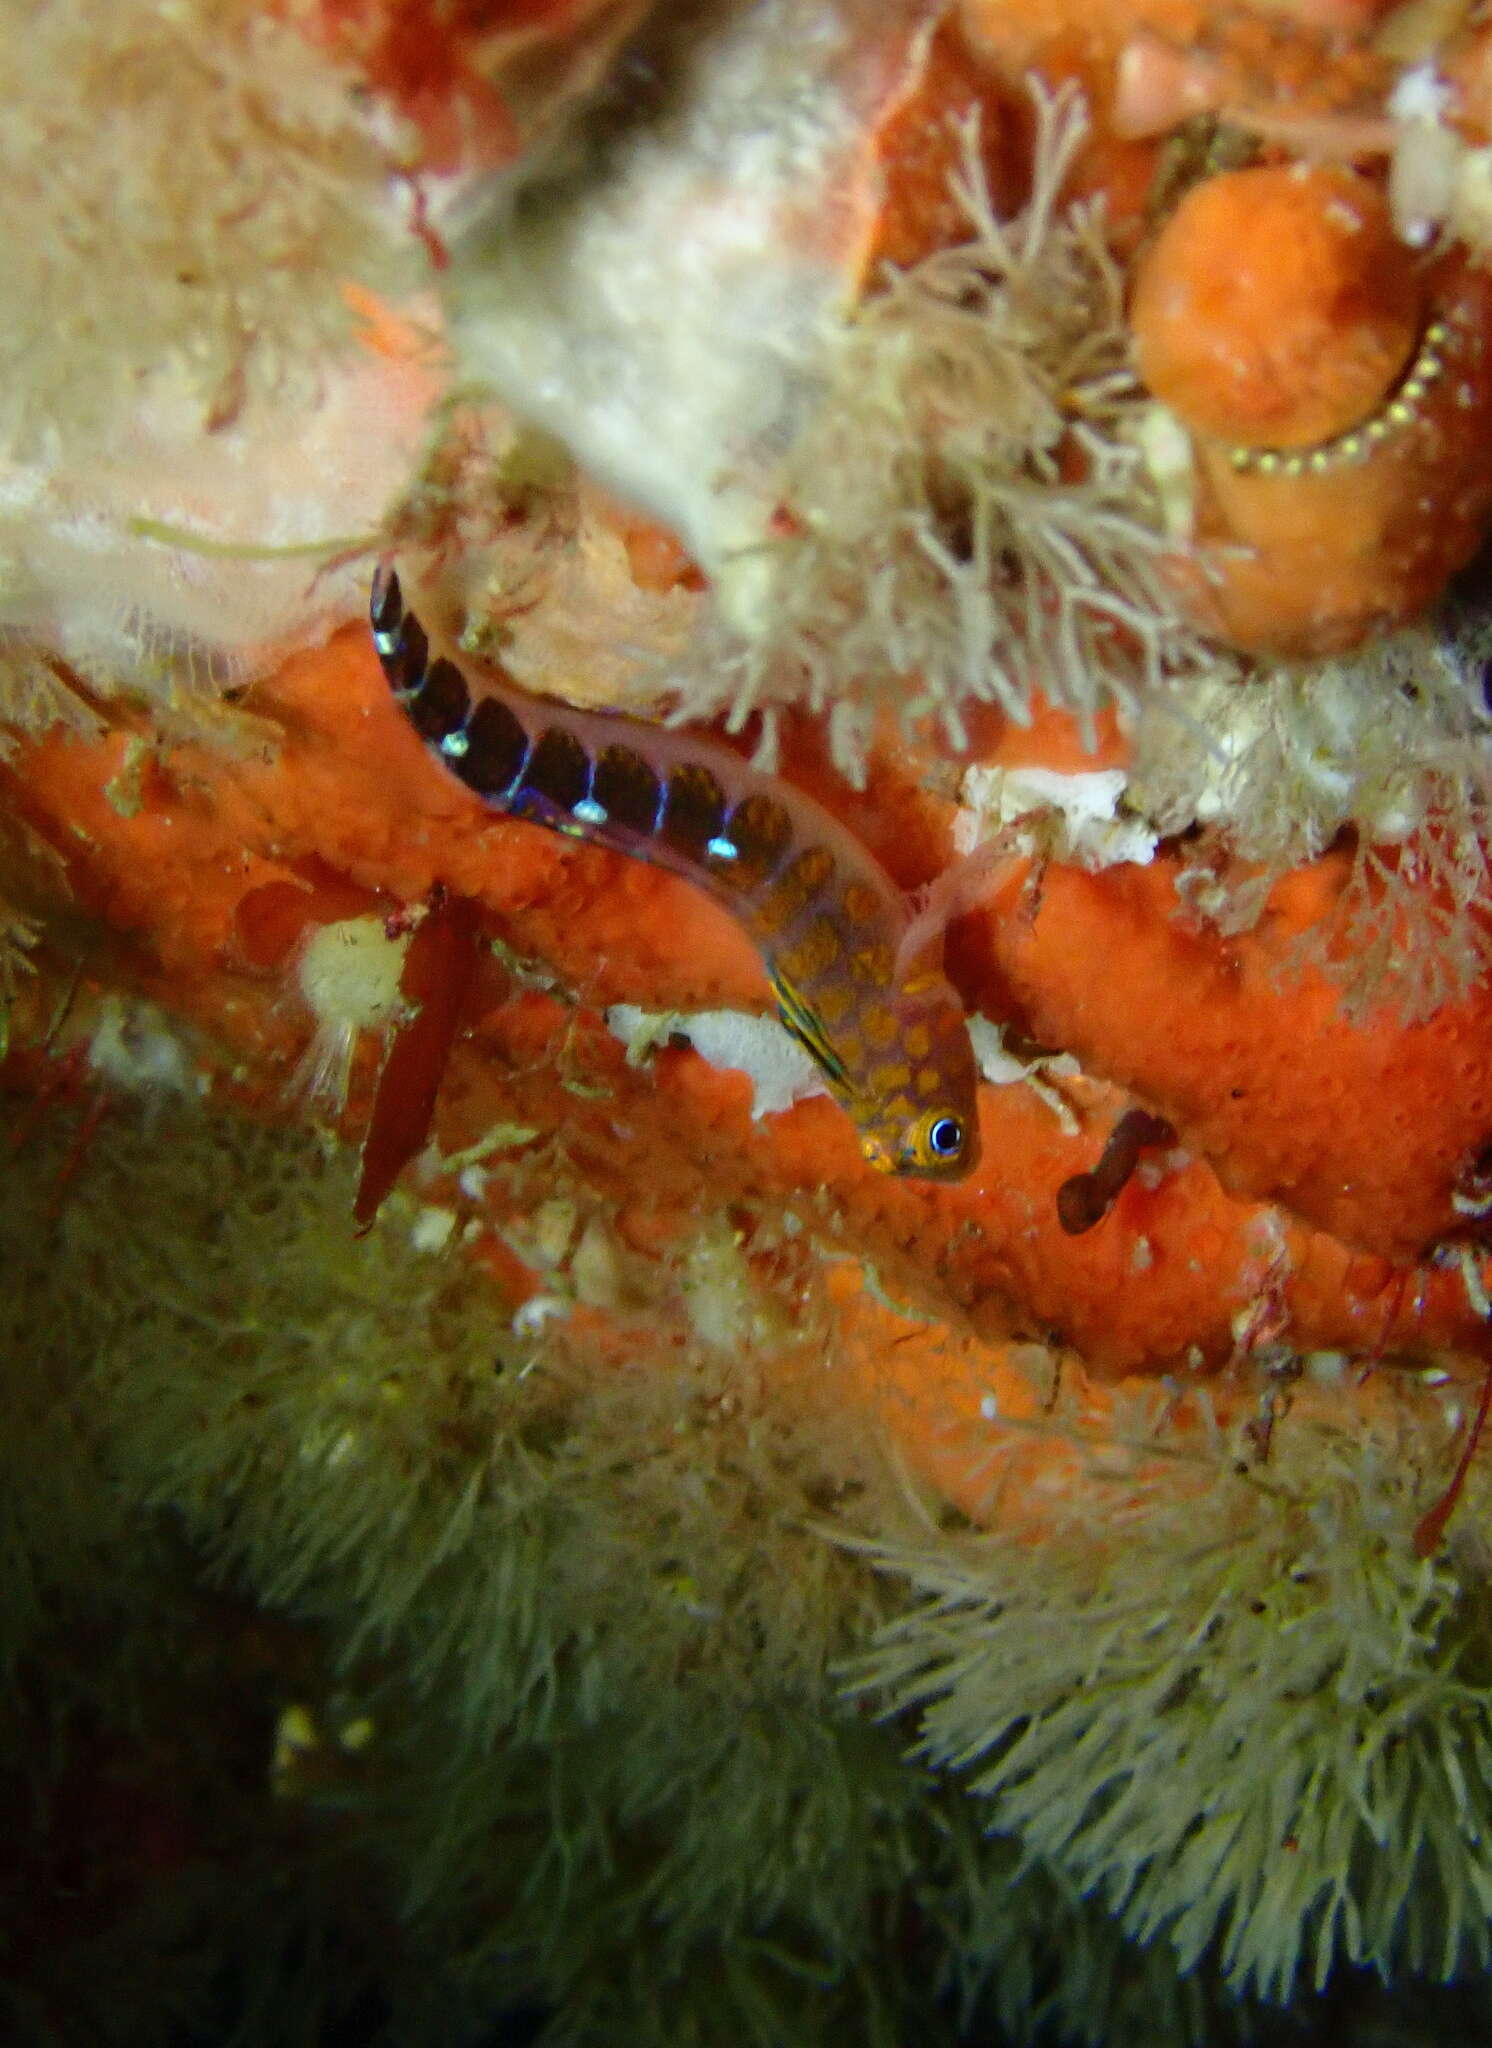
{"left": 927, "top": 1115, "right": 963, "bottom": 1158}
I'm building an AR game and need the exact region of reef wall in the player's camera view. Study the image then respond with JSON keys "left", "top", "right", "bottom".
{"left": 8, "top": 2, "right": 1492, "bottom": 2042}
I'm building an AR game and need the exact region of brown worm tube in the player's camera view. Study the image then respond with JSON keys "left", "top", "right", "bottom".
{"left": 1057, "top": 1109, "right": 1177, "bottom": 1236}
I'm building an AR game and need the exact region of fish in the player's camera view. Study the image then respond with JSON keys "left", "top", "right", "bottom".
{"left": 370, "top": 567, "right": 980, "bottom": 1179}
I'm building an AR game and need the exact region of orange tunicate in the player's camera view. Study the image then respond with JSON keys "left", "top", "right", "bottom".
{"left": 1173, "top": 257, "right": 1492, "bottom": 655}
{"left": 1130, "top": 163, "right": 1424, "bottom": 450}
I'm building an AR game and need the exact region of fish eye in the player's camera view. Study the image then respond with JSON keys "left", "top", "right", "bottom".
{"left": 927, "top": 1115, "right": 963, "bottom": 1159}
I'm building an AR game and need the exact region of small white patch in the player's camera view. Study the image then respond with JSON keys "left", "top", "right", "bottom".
{"left": 706, "top": 835, "right": 738, "bottom": 860}
{"left": 1389, "top": 66, "right": 1462, "bottom": 247}
{"left": 528, "top": 1198, "right": 577, "bottom": 1268}
{"left": 572, "top": 796, "right": 608, "bottom": 825}
{"left": 682, "top": 1222, "right": 759, "bottom": 1351}
{"left": 289, "top": 917, "right": 410, "bottom": 1114}
{"left": 677, "top": 1010, "right": 827, "bottom": 1118}
{"left": 979, "top": 1391, "right": 999, "bottom": 1421}
{"left": 1128, "top": 401, "right": 1197, "bottom": 540}
{"left": 513, "top": 1292, "right": 570, "bottom": 1335}
{"left": 966, "top": 1015, "right": 1081, "bottom": 1131}
{"left": 607, "top": 1005, "right": 683, "bottom": 1066}
{"left": 372, "top": 627, "right": 400, "bottom": 656}
{"left": 1452, "top": 146, "right": 1492, "bottom": 253}
{"left": 1304, "top": 1351, "right": 1348, "bottom": 1386}
{"left": 298, "top": 918, "right": 408, "bottom": 1034}
{"left": 571, "top": 1220, "right": 626, "bottom": 1310}
{"left": 606, "top": 1002, "right": 826, "bottom": 1118}
{"left": 956, "top": 764, "right": 1156, "bottom": 868}
{"left": 409, "top": 1205, "right": 457, "bottom": 1254}
{"left": 1457, "top": 1242, "right": 1492, "bottom": 1320}
{"left": 1388, "top": 63, "right": 1451, "bottom": 126}
{"left": 86, "top": 993, "right": 197, "bottom": 1096}
{"left": 440, "top": 729, "right": 471, "bottom": 758}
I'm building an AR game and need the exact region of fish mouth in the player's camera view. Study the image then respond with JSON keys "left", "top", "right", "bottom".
{"left": 859, "top": 1140, "right": 979, "bottom": 1182}
{"left": 859, "top": 1135, "right": 898, "bottom": 1176}
{"left": 860, "top": 1129, "right": 982, "bottom": 1182}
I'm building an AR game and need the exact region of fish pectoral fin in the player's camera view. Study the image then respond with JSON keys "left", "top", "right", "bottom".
{"left": 770, "top": 970, "right": 851, "bottom": 1093}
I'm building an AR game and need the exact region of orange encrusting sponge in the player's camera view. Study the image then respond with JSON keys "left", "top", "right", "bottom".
{"left": 971, "top": 856, "right": 1492, "bottom": 1269}
{"left": 5, "top": 623, "right": 1491, "bottom": 1418}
